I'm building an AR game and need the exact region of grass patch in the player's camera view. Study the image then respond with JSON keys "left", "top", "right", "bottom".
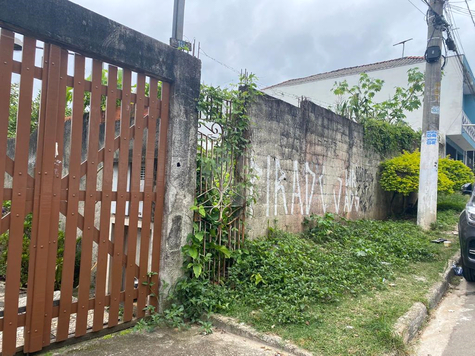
{"left": 174, "top": 210, "right": 460, "bottom": 355}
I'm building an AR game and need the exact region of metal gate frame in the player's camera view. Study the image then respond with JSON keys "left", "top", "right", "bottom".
{"left": 0, "top": 0, "right": 201, "bottom": 354}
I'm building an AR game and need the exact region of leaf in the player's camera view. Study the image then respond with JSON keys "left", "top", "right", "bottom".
{"left": 195, "top": 232, "right": 204, "bottom": 242}
{"left": 193, "top": 264, "right": 202, "bottom": 278}
{"left": 198, "top": 205, "right": 206, "bottom": 217}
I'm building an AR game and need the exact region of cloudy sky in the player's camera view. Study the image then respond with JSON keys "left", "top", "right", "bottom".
{"left": 70, "top": 0, "right": 475, "bottom": 89}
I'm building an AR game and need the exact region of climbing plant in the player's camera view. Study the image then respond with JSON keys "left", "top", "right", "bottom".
{"left": 183, "top": 74, "right": 261, "bottom": 281}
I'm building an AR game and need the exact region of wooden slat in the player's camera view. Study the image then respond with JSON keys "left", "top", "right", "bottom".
{"left": 3, "top": 156, "right": 35, "bottom": 188}
{"left": 136, "top": 78, "right": 159, "bottom": 317}
{"left": 75, "top": 59, "right": 102, "bottom": 337}
{"left": 25, "top": 44, "right": 62, "bottom": 353}
{"left": 0, "top": 288, "right": 139, "bottom": 331}
{"left": 11, "top": 60, "right": 157, "bottom": 108}
{"left": 24, "top": 42, "right": 50, "bottom": 353}
{"left": 150, "top": 81, "right": 170, "bottom": 310}
{"left": 108, "top": 68, "right": 132, "bottom": 327}
{"left": 60, "top": 117, "right": 150, "bottom": 191}
{"left": 42, "top": 48, "right": 68, "bottom": 347}
{"left": 56, "top": 54, "right": 85, "bottom": 341}
{"left": 1, "top": 34, "right": 34, "bottom": 356}
{"left": 123, "top": 73, "right": 146, "bottom": 322}
{"left": 93, "top": 65, "right": 117, "bottom": 331}
{"left": 57, "top": 201, "right": 140, "bottom": 276}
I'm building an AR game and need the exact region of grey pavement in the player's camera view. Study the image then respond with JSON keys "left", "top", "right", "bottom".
{"left": 40, "top": 325, "right": 294, "bottom": 356}
{"left": 413, "top": 277, "right": 475, "bottom": 356}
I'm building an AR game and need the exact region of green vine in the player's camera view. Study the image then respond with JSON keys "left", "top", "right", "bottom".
{"left": 135, "top": 74, "right": 262, "bottom": 332}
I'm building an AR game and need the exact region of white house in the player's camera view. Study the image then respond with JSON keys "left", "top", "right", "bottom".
{"left": 263, "top": 55, "right": 475, "bottom": 168}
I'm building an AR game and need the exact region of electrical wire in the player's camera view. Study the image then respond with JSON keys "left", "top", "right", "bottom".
{"left": 464, "top": 0, "right": 475, "bottom": 26}
{"left": 407, "top": 0, "right": 427, "bottom": 15}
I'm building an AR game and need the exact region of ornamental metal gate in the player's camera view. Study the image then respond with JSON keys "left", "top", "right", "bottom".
{"left": 0, "top": 27, "right": 169, "bottom": 355}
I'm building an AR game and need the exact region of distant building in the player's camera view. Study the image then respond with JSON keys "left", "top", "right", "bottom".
{"left": 263, "top": 55, "right": 475, "bottom": 169}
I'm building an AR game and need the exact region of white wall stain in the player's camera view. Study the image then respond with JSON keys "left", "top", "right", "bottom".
{"left": 291, "top": 160, "right": 304, "bottom": 215}
{"left": 274, "top": 158, "right": 288, "bottom": 216}
{"left": 257, "top": 155, "right": 370, "bottom": 217}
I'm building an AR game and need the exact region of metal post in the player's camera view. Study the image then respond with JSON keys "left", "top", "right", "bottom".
{"left": 417, "top": 0, "right": 445, "bottom": 229}
{"left": 172, "top": 0, "right": 185, "bottom": 41}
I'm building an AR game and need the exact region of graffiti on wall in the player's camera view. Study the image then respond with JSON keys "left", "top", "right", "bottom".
{"left": 252, "top": 156, "right": 375, "bottom": 217}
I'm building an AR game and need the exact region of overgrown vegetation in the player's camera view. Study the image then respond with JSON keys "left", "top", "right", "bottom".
{"left": 332, "top": 69, "right": 424, "bottom": 155}
{"left": 146, "top": 210, "right": 460, "bottom": 355}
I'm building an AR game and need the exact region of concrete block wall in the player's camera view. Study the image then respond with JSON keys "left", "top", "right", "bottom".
{"left": 247, "top": 95, "right": 389, "bottom": 238}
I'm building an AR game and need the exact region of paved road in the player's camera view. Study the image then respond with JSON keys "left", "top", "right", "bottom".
{"left": 413, "top": 277, "right": 475, "bottom": 356}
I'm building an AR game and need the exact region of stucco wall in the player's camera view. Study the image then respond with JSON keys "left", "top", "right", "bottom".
{"left": 247, "top": 94, "right": 389, "bottom": 238}
{"left": 263, "top": 57, "right": 464, "bottom": 137}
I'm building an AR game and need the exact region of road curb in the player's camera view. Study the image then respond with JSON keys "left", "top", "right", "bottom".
{"left": 394, "top": 251, "right": 461, "bottom": 344}
{"left": 209, "top": 314, "right": 313, "bottom": 356}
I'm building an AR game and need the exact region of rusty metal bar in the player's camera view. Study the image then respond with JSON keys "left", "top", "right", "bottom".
{"left": 136, "top": 77, "right": 159, "bottom": 317}
{"left": 56, "top": 53, "right": 86, "bottom": 342}
{"left": 108, "top": 68, "right": 132, "bottom": 327}
{"left": 93, "top": 65, "right": 117, "bottom": 331}
{"left": 1, "top": 34, "right": 34, "bottom": 356}
{"left": 123, "top": 73, "right": 146, "bottom": 322}
{"left": 75, "top": 59, "right": 102, "bottom": 337}
{"left": 150, "top": 81, "right": 170, "bottom": 310}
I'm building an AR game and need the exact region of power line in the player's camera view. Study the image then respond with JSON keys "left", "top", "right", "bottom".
{"left": 464, "top": 0, "right": 475, "bottom": 26}
{"left": 407, "top": 0, "right": 427, "bottom": 15}
{"left": 199, "top": 47, "right": 241, "bottom": 75}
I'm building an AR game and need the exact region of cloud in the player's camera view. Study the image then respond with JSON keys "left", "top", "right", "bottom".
{"left": 70, "top": 0, "right": 475, "bottom": 89}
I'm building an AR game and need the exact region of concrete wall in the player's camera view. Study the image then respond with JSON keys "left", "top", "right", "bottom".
{"left": 247, "top": 95, "right": 389, "bottom": 238}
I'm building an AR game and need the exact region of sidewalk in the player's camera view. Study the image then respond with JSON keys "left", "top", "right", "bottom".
{"left": 40, "top": 325, "right": 293, "bottom": 356}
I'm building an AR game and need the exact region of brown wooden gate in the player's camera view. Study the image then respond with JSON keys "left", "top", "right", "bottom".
{"left": 0, "top": 27, "right": 169, "bottom": 355}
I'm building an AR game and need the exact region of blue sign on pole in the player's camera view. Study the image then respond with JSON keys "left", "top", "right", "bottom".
{"left": 426, "top": 131, "right": 437, "bottom": 145}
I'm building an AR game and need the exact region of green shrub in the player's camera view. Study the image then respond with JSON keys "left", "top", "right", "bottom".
{"left": 439, "top": 157, "right": 474, "bottom": 191}
{"left": 363, "top": 119, "right": 420, "bottom": 156}
{"left": 380, "top": 151, "right": 471, "bottom": 196}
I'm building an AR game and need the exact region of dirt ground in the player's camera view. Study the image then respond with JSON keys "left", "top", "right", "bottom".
{"left": 40, "top": 325, "right": 294, "bottom": 356}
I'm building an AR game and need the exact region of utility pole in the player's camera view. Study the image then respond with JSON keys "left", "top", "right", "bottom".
{"left": 417, "top": 0, "right": 446, "bottom": 229}
{"left": 170, "top": 0, "right": 191, "bottom": 50}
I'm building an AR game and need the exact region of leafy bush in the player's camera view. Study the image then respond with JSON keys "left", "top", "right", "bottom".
{"left": 380, "top": 151, "right": 472, "bottom": 196}
{"left": 362, "top": 119, "right": 420, "bottom": 156}
{"left": 439, "top": 157, "right": 474, "bottom": 191}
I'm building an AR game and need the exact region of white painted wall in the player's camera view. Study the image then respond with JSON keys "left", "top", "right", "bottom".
{"left": 263, "top": 57, "right": 464, "bottom": 137}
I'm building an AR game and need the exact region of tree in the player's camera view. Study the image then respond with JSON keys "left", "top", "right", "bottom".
{"left": 8, "top": 83, "right": 40, "bottom": 138}
{"left": 332, "top": 68, "right": 424, "bottom": 124}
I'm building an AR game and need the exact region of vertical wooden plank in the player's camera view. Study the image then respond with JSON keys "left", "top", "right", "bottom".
{"left": 108, "top": 68, "right": 131, "bottom": 327}
{"left": 56, "top": 54, "right": 85, "bottom": 341}
{"left": 93, "top": 65, "right": 117, "bottom": 331}
{"left": 75, "top": 59, "right": 102, "bottom": 337}
{"left": 41, "top": 48, "right": 68, "bottom": 346}
{"left": 24, "top": 43, "right": 50, "bottom": 353}
{"left": 123, "top": 73, "right": 146, "bottom": 322}
{"left": 25, "top": 44, "right": 62, "bottom": 353}
{"left": 1, "top": 35, "right": 34, "bottom": 356}
{"left": 136, "top": 77, "right": 159, "bottom": 317}
{"left": 150, "top": 82, "right": 170, "bottom": 310}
